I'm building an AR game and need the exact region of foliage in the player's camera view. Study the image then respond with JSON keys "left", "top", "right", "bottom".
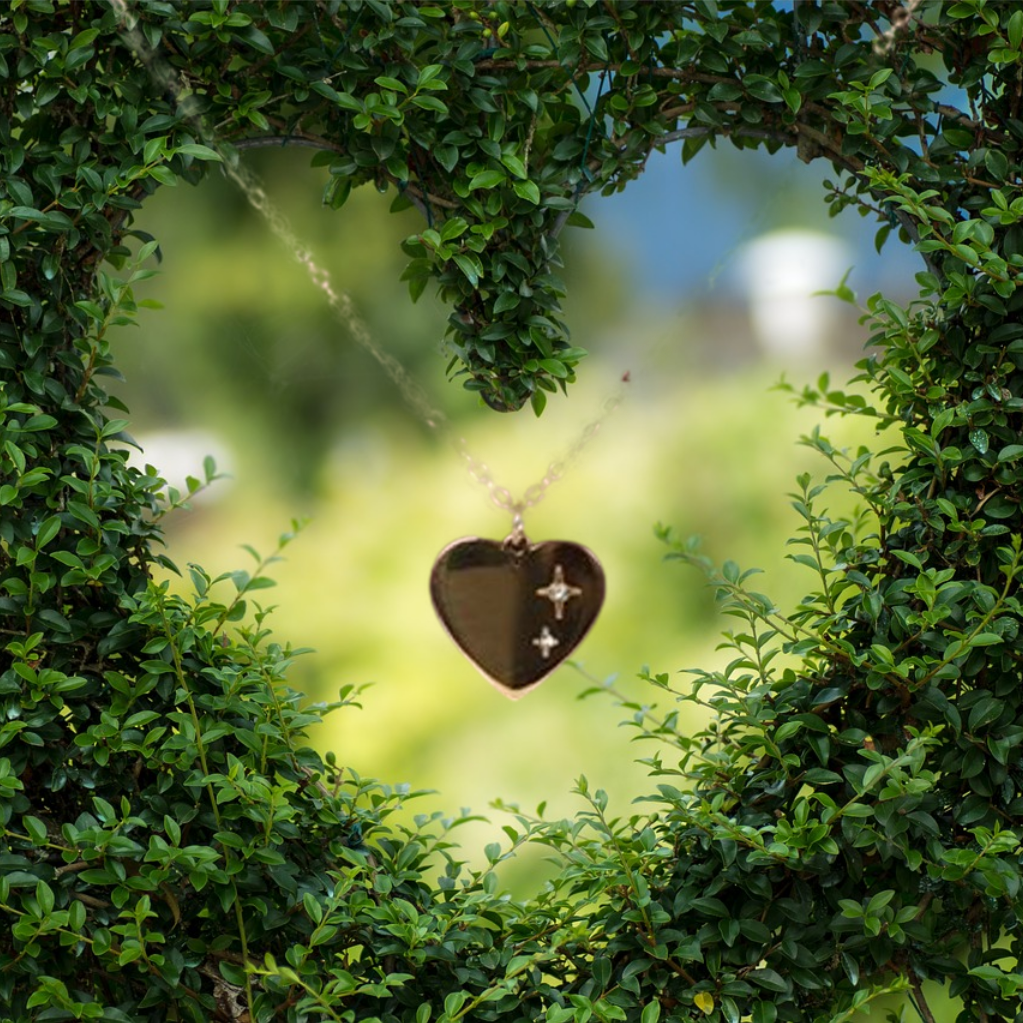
{"left": 4, "top": 1, "right": 1023, "bottom": 1022}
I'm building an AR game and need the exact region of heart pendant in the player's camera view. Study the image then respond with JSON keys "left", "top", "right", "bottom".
{"left": 430, "top": 532, "right": 606, "bottom": 699}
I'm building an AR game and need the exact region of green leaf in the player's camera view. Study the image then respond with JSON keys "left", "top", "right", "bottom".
{"left": 375, "top": 75, "right": 408, "bottom": 94}
{"left": 493, "top": 291, "right": 520, "bottom": 314}
{"left": 513, "top": 180, "right": 541, "bottom": 204}
{"left": 174, "top": 143, "right": 222, "bottom": 161}
{"left": 500, "top": 153, "right": 528, "bottom": 179}
{"left": 239, "top": 25, "right": 274, "bottom": 54}
{"left": 164, "top": 815, "right": 181, "bottom": 845}
{"left": 143, "top": 136, "right": 167, "bottom": 165}
{"left": 452, "top": 254, "right": 482, "bottom": 286}
{"left": 468, "top": 169, "right": 506, "bottom": 190}
{"left": 36, "top": 879, "right": 55, "bottom": 916}
{"left": 931, "top": 408, "right": 956, "bottom": 437}
{"left": 434, "top": 145, "right": 458, "bottom": 172}
{"left": 440, "top": 217, "right": 468, "bottom": 242}
{"left": 68, "top": 899, "right": 86, "bottom": 931}
{"left": 751, "top": 1000, "right": 778, "bottom": 1023}
{"left": 35, "top": 515, "right": 62, "bottom": 550}
{"left": 412, "top": 95, "right": 449, "bottom": 115}
{"left": 23, "top": 815, "right": 48, "bottom": 845}
{"left": 539, "top": 358, "right": 569, "bottom": 379}
{"left": 744, "top": 74, "right": 783, "bottom": 102}
{"left": 1009, "top": 8, "right": 1023, "bottom": 50}
{"left": 865, "top": 889, "right": 895, "bottom": 914}
{"left": 417, "top": 64, "right": 445, "bottom": 88}
{"left": 748, "top": 965, "right": 785, "bottom": 990}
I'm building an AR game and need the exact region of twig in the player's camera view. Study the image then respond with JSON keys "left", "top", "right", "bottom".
{"left": 910, "top": 976, "right": 936, "bottom": 1023}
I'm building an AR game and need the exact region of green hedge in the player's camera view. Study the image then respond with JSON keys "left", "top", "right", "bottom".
{"left": 2, "top": 2, "right": 1023, "bottom": 1021}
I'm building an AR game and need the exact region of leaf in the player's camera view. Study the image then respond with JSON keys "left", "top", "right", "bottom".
{"left": 970, "top": 428, "right": 990, "bottom": 455}
{"left": 36, "top": 879, "right": 54, "bottom": 916}
{"left": 513, "top": 180, "right": 541, "bottom": 204}
{"left": 417, "top": 64, "right": 445, "bottom": 88}
{"left": 239, "top": 25, "right": 274, "bottom": 54}
{"left": 970, "top": 632, "right": 1006, "bottom": 646}
{"left": 23, "top": 815, "right": 48, "bottom": 845}
{"left": 375, "top": 75, "right": 408, "bottom": 94}
{"left": 493, "top": 291, "right": 520, "bottom": 314}
{"left": 468, "top": 169, "right": 506, "bottom": 190}
{"left": 70, "top": 27, "right": 101, "bottom": 50}
{"left": 751, "top": 1001, "right": 778, "bottom": 1023}
{"left": 500, "top": 153, "right": 528, "bottom": 179}
{"left": 434, "top": 145, "right": 458, "bottom": 172}
{"left": 1009, "top": 8, "right": 1023, "bottom": 50}
{"left": 143, "top": 136, "right": 167, "bottom": 164}
{"left": 175, "top": 143, "right": 222, "bottom": 161}
{"left": 439, "top": 218, "right": 467, "bottom": 244}
{"left": 452, "top": 254, "right": 481, "bottom": 286}
{"left": 35, "top": 515, "right": 62, "bottom": 550}
{"left": 638, "top": 998, "right": 662, "bottom": 1023}
{"left": 693, "top": 991, "right": 714, "bottom": 1015}
{"left": 539, "top": 358, "right": 569, "bottom": 379}
{"left": 752, "top": 965, "right": 789, "bottom": 990}
{"left": 865, "top": 889, "right": 895, "bottom": 914}
{"left": 930, "top": 408, "right": 955, "bottom": 437}
{"left": 411, "top": 95, "right": 449, "bottom": 115}
{"left": 744, "top": 74, "right": 783, "bottom": 102}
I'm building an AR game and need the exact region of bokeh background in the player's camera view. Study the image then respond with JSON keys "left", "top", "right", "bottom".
{"left": 112, "top": 139, "right": 918, "bottom": 890}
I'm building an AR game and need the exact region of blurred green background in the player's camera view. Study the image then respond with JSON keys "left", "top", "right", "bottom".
{"left": 112, "top": 142, "right": 915, "bottom": 890}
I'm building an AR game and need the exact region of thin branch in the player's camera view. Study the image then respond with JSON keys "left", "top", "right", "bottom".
{"left": 910, "top": 976, "right": 936, "bottom": 1023}
{"left": 473, "top": 56, "right": 731, "bottom": 87}
{"left": 233, "top": 135, "right": 343, "bottom": 154}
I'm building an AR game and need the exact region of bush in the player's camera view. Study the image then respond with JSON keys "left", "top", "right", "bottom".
{"left": 3, "top": 2, "right": 1023, "bottom": 1021}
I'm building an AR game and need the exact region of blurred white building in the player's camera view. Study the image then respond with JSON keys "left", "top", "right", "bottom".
{"left": 738, "top": 229, "right": 853, "bottom": 361}
{"left": 128, "top": 429, "right": 234, "bottom": 505}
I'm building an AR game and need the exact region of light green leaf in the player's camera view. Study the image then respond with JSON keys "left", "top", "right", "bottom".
{"left": 175, "top": 143, "right": 222, "bottom": 161}
{"left": 468, "top": 169, "right": 506, "bottom": 190}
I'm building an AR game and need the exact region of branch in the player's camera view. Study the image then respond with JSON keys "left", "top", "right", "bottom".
{"left": 910, "top": 976, "right": 936, "bottom": 1023}
{"left": 232, "top": 135, "right": 343, "bottom": 154}
{"left": 473, "top": 56, "right": 733, "bottom": 88}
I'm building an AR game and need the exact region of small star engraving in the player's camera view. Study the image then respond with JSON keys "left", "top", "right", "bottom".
{"left": 536, "top": 564, "right": 582, "bottom": 620}
{"left": 532, "top": 626, "right": 560, "bottom": 660}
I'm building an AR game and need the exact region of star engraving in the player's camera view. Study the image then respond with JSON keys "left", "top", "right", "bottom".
{"left": 531, "top": 626, "right": 560, "bottom": 660}
{"left": 536, "top": 564, "right": 582, "bottom": 620}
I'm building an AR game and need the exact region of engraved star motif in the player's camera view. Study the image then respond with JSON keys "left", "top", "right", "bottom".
{"left": 531, "top": 626, "right": 560, "bottom": 660}
{"left": 536, "top": 564, "right": 582, "bottom": 620}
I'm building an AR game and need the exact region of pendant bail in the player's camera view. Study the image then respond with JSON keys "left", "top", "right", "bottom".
{"left": 505, "top": 508, "right": 527, "bottom": 550}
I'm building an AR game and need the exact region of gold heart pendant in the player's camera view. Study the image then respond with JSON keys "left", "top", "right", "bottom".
{"left": 429, "top": 533, "right": 606, "bottom": 699}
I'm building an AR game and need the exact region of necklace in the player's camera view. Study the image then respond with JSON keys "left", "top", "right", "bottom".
{"left": 232, "top": 147, "right": 624, "bottom": 696}
{"left": 430, "top": 392, "right": 624, "bottom": 698}
{"left": 430, "top": 527, "right": 605, "bottom": 699}
{"left": 197, "top": 134, "right": 625, "bottom": 701}
{"left": 112, "top": 0, "right": 625, "bottom": 698}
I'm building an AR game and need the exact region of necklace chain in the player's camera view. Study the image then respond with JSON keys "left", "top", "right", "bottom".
{"left": 458, "top": 383, "right": 626, "bottom": 515}
{"left": 112, "top": 0, "right": 625, "bottom": 519}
